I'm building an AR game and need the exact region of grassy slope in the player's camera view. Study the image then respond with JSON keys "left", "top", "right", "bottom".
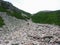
{"left": 0, "top": 16, "right": 5, "bottom": 27}
{"left": 0, "top": 6, "right": 31, "bottom": 19}
{"left": 0, "top": 1, "right": 31, "bottom": 19}
{"left": 31, "top": 10, "right": 60, "bottom": 25}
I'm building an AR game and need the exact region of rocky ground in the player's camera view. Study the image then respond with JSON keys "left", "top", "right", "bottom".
{"left": 0, "top": 12, "right": 60, "bottom": 45}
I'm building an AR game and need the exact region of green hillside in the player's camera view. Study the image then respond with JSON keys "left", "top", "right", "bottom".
{"left": 0, "top": 1, "right": 31, "bottom": 19}
{"left": 0, "top": 16, "right": 5, "bottom": 27}
{"left": 32, "top": 10, "right": 60, "bottom": 25}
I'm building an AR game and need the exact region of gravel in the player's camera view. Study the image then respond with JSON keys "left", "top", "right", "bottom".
{"left": 0, "top": 12, "right": 60, "bottom": 45}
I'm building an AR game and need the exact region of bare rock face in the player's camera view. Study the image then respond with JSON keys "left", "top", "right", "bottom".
{"left": 0, "top": 12, "right": 60, "bottom": 45}
{"left": 0, "top": 0, "right": 13, "bottom": 9}
{"left": 0, "top": 0, "right": 3, "bottom": 2}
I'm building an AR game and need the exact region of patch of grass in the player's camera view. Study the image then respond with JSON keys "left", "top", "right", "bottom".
{"left": 0, "top": 7, "right": 7, "bottom": 12}
{"left": 0, "top": 6, "right": 31, "bottom": 20}
{"left": 31, "top": 10, "right": 60, "bottom": 25}
{"left": 0, "top": 16, "right": 5, "bottom": 27}
{"left": 0, "top": 6, "right": 24, "bottom": 19}
{"left": 7, "top": 10, "right": 24, "bottom": 19}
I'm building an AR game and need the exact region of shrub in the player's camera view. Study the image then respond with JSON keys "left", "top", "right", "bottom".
{"left": 0, "top": 16, "right": 5, "bottom": 27}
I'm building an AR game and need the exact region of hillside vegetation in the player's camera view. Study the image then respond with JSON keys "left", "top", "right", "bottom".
{"left": 0, "top": 1, "right": 31, "bottom": 19}
{"left": 32, "top": 10, "right": 60, "bottom": 25}
{"left": 0, "top": 16, "right": 5, "bottom": 27}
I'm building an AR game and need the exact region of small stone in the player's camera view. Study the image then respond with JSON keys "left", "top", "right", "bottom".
{"left": 5, "top": 41, "right": 9, "bottom": 44}
{"left": 11, "top": 43, "right": 19, "bottom": 45}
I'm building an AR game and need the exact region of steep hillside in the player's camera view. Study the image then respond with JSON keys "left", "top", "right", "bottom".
{"left": 0, "top": 0, "right": 31, "bottom": 19}
{"left": 32, "top": 10, "right": 60, "bottom": 25}
{"left": 0, "top": 0, "right": 31, "bottom": 27}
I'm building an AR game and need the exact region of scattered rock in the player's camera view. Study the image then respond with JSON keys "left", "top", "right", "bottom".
{"left": 0, "top": 12, "right": 60, "bottom": 45}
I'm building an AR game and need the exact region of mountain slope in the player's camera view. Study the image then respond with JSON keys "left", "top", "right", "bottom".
{"left": 0, "top": 0, "right": 60, "bottom": 45}
{"left": 0, "top": 0, "right": 31, "bottom": 27}
{"left": 32, "top": 10, "right": 60, "bottom": 25}
{"left": 0, "top": 12, "right": 60, "bottom": 45}
{"left": 0, "top": 0, "right": 31, "bottom": 19}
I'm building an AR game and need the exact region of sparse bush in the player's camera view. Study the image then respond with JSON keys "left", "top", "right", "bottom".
{"left": 0, "top": 16, "right": 5, "bottom": 27}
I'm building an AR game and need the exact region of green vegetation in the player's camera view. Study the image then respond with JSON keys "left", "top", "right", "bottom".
{"left": 32, "top": 10, "right": 60, "bottom": 25}
{"left": 0, "top": 6, "right": 29, "bottom": 19}
{"left": 7, "top": 9, "right": 31, "bottom": 20}
{"left": 20, "top": 10, "right": 31, "bottom": 18}
{"left": 0, "top": 7, "right": 7, "bottom": 12}
{"left": 0, "top": 1, "right": 31, "bottom": 20}
{"left": 0, "top": 16, "right": 5, "bottom": 27}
